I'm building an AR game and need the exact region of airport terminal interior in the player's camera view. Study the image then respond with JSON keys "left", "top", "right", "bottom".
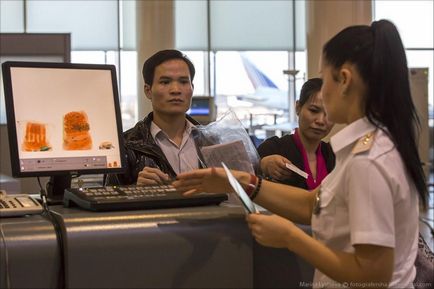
{"left": 0, "top": 0, "right": 433, "bottom": 288}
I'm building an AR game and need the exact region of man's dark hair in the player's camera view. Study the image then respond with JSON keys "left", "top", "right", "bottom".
{"left": 142, "top": 49, "right": 195, "bottom": 86}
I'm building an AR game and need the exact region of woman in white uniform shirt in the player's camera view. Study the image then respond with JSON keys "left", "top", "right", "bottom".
{"left": 173, "top": 19, "right": 428, "bottom": 288}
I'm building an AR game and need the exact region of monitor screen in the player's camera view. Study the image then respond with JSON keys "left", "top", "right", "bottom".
{"left": 1, "top": 61, "right": 126, "bottom": 185}
{"left": 189, "top": 97, "right": 210, "bottom": 116}
{"left": 188, "top": 96, "right": 216, "bottom": 124}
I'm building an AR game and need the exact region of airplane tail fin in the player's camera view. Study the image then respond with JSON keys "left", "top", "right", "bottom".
{"left": 241, "top": 54, "right": 278, "bottom": 89}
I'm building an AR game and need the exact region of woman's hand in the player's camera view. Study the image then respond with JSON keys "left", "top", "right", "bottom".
{"left": 172, "top": 167, "right": 251, "bottom": 195}
{"left": 137, "top": 167, "right": 169, "bottom": 185}
{"left": 246, "top": 213, "right": 301, "bottom": 249}
{"left": 261, "top": 155, "right": 294, "bottom": 181}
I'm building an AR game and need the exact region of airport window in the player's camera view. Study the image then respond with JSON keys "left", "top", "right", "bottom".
{"left": 26, "top": 0, "right": 119, "bottom": 50}
{"left": 0, "top": 0, "right": 24, "bottom": 32}
{"left": 374, "top": 0, "right": 433, "bottom": 112}
{"left": 179, "top": 50, "right": 307, "bottom": 140}
{"left": 1, "top": 0, "right": 306, "bottom": 136}
{"left": 176, "top": 0, "right": 306, "bottom": 139}
{"left": 213, "top": 51, "right": 298, "bottom": 135}
{"left": 0, "top": 0, "right": 136, "bottom": 131}
{"left": 182, "top": 51, "right": 207, "bottom": 97}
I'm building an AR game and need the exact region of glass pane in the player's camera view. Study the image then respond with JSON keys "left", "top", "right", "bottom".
{"left": 214, "top": 51, "right": 289, "bottom": 130}
{"left": 216, "top": 51, "right": 288, "bottom": 94}
{"left": 295, "top": 0, "right": 306, "bottom": 51}
{"left": 71, "top": 51, "right": 106, "bottom": 64}
{"left": 27, "top": 0, "right": 119, "bottom": 50}
{"left": 175, "top": 0, "right": 208, "bottom": 50}
{"left": 182, "top": 51, "right": 206, "bottom": 96}
{"left": 210, "top": 1, "right": 294, "bottom": 50}
{"left": 121, "top": 0, "right": 136, "bottom": 50}
{"left": 374, "top": 0, "right": 433, "bottom": 48}
{"left": 0, "top": 0, "right": 24, "bottom": 32}
{"left": 106, "top": 51, "right": 118, "bottom": 66}
{"left": 294, "top": 51, "right": 307, "bottom": 100}
{"left": 120, "top": 51, "right": 138, "bottom": 131}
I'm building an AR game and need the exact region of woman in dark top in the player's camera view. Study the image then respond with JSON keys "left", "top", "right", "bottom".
{"left": 257, "top": 78, "right": 335, "bottom": 189}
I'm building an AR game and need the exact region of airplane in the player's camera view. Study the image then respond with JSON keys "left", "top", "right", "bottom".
{"left": 236, "top": 54, "right": 289, "bottom": 110}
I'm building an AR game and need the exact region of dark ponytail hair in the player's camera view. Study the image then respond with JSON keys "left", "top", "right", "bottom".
{"left": 298, "top": 78, "right": 323, "bottom": 107}
{"left": 322, "top": 19, "right": 428, "bottom": 208}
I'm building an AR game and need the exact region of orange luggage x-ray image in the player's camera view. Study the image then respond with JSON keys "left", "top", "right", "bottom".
{"left": 22, "top": 122, "right": 51, "bottom": 152}
{"left": 63, "top": 111, "right": 92, "bottom": 150}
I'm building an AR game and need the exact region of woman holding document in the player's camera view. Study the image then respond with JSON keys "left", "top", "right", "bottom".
{"left": 173, "top": 20, "right": 428, "bottom": 288}
{"left": 258, "top": 78, "right": 335, "bottom": 189}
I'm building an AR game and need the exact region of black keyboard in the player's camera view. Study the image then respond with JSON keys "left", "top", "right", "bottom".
{"left": 63, "top": 185, "right": 228, "bottom": 211}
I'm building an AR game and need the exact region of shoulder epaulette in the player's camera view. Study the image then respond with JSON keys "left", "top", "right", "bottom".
{"left": 351, "top": 130, "right": 376, "bottom": 154}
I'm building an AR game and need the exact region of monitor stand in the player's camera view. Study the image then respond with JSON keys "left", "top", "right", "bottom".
{"left": 46, "top": 175, "right": 72, "bottom": 205}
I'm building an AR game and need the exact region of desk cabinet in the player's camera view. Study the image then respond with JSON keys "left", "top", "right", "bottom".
{"left": 52, "top": 205, "right": 253, "bottom": 288}
{"left": 1, "top": 205, "right": 313, "bottom": 288}
{"left": 0, "top": 215, "right": 59, "bottom": 288}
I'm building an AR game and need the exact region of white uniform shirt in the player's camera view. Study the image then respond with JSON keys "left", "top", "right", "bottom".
{"left": 311, "top": 117, "right": 418, "bottom": 288}
{"left": 150, "top": 120, "right": 199, "bottom": 174}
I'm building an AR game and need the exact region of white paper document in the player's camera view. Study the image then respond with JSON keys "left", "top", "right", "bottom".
{"left": 285, "top": 163, "right": 308, "bottom": 179}
{"left": 221, "top": 162, "right": 258, "bottom": 214}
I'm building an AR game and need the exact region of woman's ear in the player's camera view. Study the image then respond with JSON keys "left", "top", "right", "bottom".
{"left": 339, "top": 66, "right": 352, "bottom": 96}
{"left": 295, "top": 100, "right": 301, "bottom": 116}
{"left": 144, "top": 84, "right": 152, "bottom": 100}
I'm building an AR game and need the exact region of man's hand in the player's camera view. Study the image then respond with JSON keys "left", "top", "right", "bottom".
{"left": 261, "top": 155, "right": 293, "bottom": 181}
{"left": 137, "top": 167, "right": 169, "bottom": 185}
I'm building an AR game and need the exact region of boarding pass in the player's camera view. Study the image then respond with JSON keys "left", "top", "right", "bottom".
{"left": 285, "top": 163, "right": 308, "bottom": 179}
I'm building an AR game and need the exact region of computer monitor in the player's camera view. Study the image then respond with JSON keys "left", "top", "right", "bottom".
{"left": 1, "top": 61, "right": 126, "bottom": 202}
{"left": 188, "top": 96, "right": 216, "bottom": 124}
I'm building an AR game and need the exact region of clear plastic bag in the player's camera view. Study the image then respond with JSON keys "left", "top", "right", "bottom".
{"left": 193, "top": 110, "right": 260, "bottom": 174}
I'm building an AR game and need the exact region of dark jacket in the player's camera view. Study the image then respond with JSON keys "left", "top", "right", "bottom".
{"left": 257, "top": 134, "right": 335, "bottom": 189}
{"left": 107, "top": 112, "right": 201, "bottom": 185}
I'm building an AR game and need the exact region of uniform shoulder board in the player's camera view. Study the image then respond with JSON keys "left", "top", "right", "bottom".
{"left": 351, "top": 130, "right": 376, "bottom": 154}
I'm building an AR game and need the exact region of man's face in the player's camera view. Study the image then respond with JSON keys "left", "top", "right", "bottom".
{"left": 144, "top": 59, "right": 193, "bottom": 116}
